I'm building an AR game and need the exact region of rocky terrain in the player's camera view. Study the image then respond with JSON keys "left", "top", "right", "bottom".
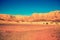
{"left": 0, "top": 10, "right": 60, "bottom": 40}
{"left": 0, "top": 10, "right": 60, "bottom": 24}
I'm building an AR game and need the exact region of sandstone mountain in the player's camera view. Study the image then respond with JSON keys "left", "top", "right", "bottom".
{"left": 0, "top": 10, "right": 60, "bottom": 23}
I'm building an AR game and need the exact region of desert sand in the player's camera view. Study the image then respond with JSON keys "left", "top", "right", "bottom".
{"left": 0, "top": 24, "right": 60, "bottom": 40}
{"left": 0, "top": 10, "right": 60, "bottom": 40}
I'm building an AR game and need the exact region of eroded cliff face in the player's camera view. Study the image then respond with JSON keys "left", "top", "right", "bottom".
{"left": 0, "top": 10, "right": 60, "bottom": 23}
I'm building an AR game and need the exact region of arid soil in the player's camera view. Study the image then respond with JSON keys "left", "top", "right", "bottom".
{"left": 0, "top": 24, "right": 60, "bottom": 40}
{"left": 0, "top": 10, "right": 60, "bottom": 40}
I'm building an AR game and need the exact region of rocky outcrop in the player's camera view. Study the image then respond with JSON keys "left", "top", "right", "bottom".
{"left": 31, "top": 10, "right": 60, "bottom": 22}
{"left": 0, "top": 10, "right": 60, "bottom": 24}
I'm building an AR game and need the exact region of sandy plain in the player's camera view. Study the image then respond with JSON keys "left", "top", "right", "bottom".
{"left": 0, "top": 23, "right": 60, "bottom": 40}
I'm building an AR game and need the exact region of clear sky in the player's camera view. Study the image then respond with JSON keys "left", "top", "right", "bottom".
{"left": 0, "top": 0, "right": 60, "bottom": 15}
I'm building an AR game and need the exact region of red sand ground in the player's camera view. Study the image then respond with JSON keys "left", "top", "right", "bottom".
{"left": 0, "top": 24, "right": 60, "bottom": 40}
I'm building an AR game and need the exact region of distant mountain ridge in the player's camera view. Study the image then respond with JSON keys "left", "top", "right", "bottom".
{"left": 0, "top": 10, "right": 60, "bottom": 23}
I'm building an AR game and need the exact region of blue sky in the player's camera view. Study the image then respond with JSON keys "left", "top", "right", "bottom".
{"left": 0, "top": 0, "right": 60, "bottom": 15}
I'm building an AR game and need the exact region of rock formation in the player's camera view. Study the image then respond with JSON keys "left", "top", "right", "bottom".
{"left": 0, "top": 10, "right": 60, "bottom": 24}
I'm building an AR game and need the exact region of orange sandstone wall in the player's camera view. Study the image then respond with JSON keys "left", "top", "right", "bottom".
{"left": 0, "top": 10, "right": 60, "bottom": 23}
